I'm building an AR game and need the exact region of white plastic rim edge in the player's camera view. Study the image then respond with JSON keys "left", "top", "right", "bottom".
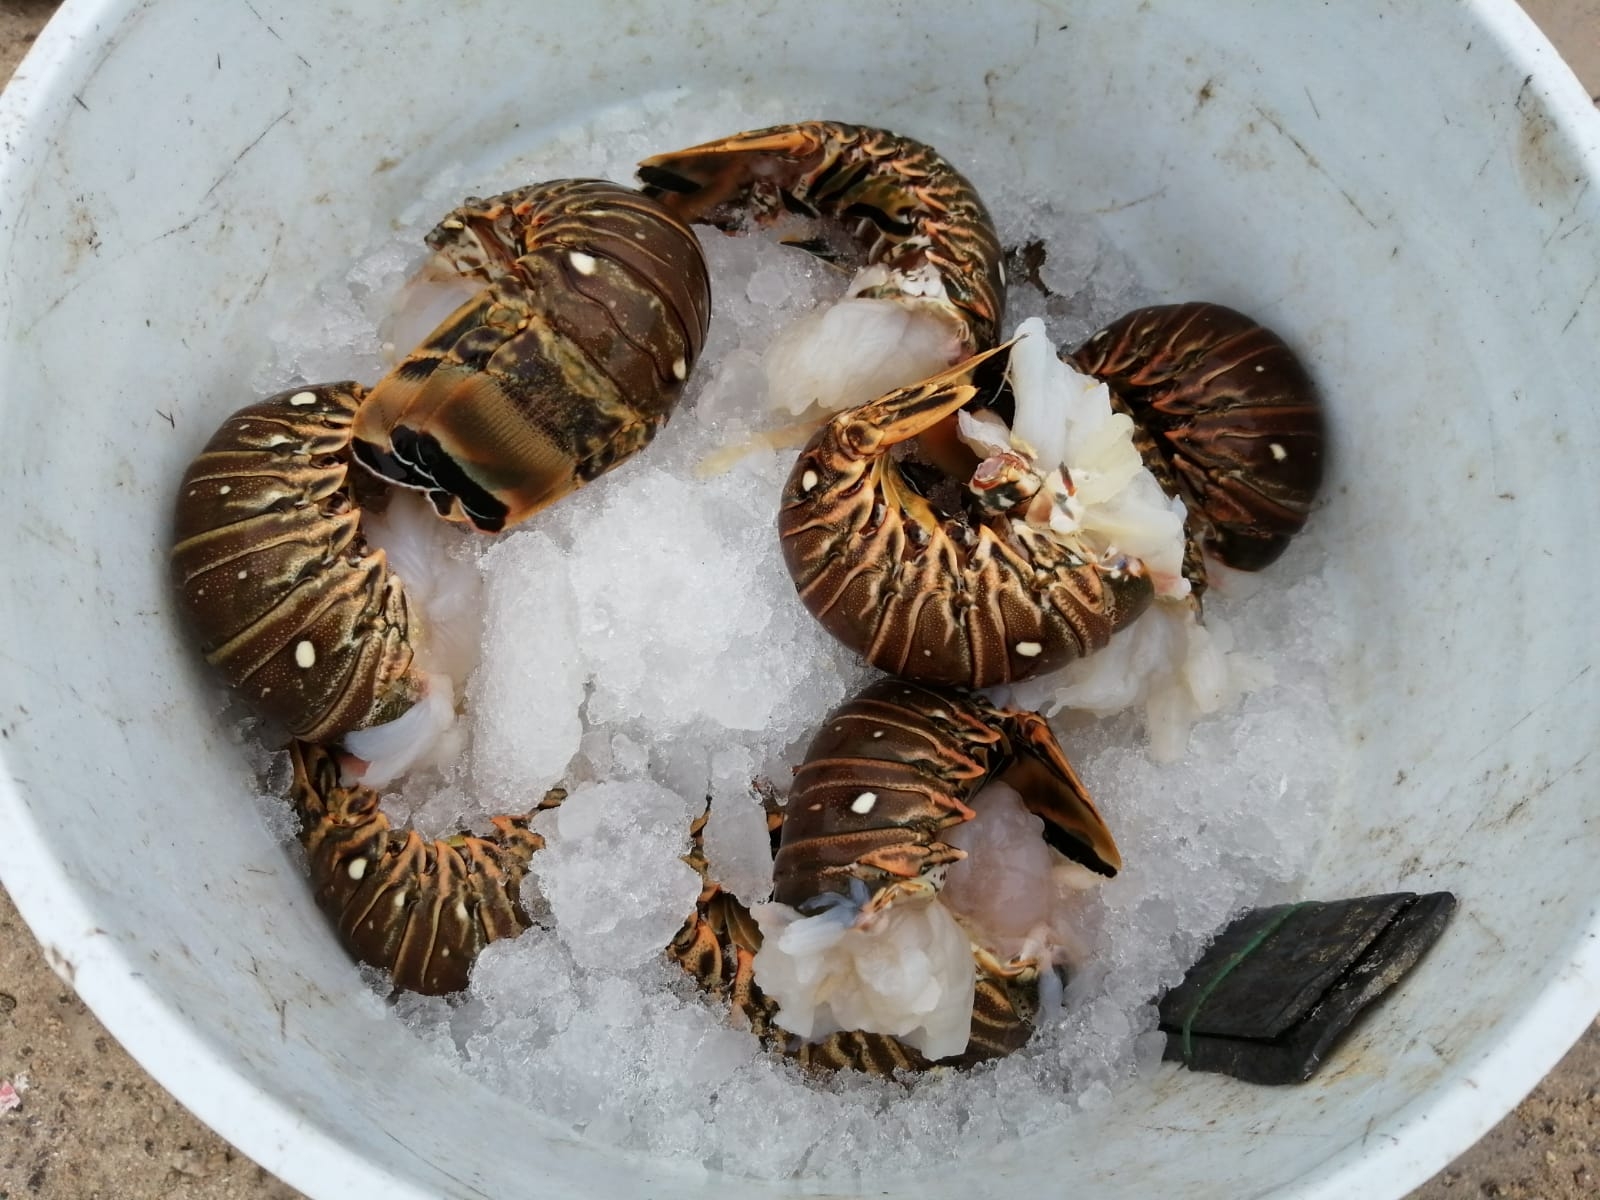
{"left": 0, "top": 2, "right": 1596, "bottom": 1199}
{"left": 0, "top": 5, "right": 457, "bottom": 1196}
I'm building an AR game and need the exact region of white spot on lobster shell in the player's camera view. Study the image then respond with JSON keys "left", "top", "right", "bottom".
{"left": 288, "top": 390, "right": 318, "bottom": 406}
{"left": 850, "top": 791, "right": 877, "bottom": 815}
{"left": 569, "top": 250, "right": 598, "bottom": 275}
{"left": 347, "top": 858, "right": 368, "bottom": 881}
{"left": 294, "top": 640, "right": 317, "bottom": 669}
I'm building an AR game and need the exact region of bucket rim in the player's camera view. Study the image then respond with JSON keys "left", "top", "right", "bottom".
{"left": 0, "top": 2, "right": 1596, "bottom": 1198}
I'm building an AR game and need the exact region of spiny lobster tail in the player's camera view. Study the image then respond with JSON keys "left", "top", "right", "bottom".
{"left": 352, "top": 179, "right": 713, "bottom": 533}
{"left": 170, "top": 382, "right": 425, "bottom": 743}
{"left": 287, "top": 741, "right": 564, "bottom": 995}
{"left": 1069, "top": 301, "right": 1325, "bottom": 574}
{"left": 668, "top": 780, "right": 1043, "bottom": 1077}
{"left": 779, "top": 354, "right": 1156, "bottom": 688}
{"left": 638, "top": 120, "right": 1005, "bottom": 355}
{"left": 772, "top": 680, "right": 1124, "bottom": 906}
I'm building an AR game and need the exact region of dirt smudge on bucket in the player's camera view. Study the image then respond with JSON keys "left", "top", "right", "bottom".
{"left": 1515, "top": 74, "right": 1585, "bottom": 207}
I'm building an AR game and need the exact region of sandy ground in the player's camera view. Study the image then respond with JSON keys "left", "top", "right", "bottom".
{"left": 0, "top": 2, "right": 1596, "bottom": 1197}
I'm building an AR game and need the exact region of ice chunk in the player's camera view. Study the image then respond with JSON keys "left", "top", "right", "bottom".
{"left": 563, "top": 463, "right": 867, "bottom": 739}
{"left": 533, "top": 780, "right": 703, "bottom": 971}
{"left": 468, "top": 530, "right": 584, "bottom": 806}
{"left": 692, "top": 346, "right": 769, "bottom": 429}
{"left": 746, "top": 262, "right": 798, "bottom": 308}
{"left": 258, "top": 278, "right": 390, "bottom": 386}
{"left": 703, "top": 747, "right": 775, "bottom": 906}
{"left": 610, "top": 732, "right": 650, "bottom": 779}
{"left": 249, "top": 762, "right": 301, "bottom": 847}
{"left": 1133, "top": 1029, "right": 1170, "bottom": 1075}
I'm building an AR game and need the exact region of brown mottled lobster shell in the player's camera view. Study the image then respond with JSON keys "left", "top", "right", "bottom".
{"left": 170, "top": 382, "right": 423, "bottom": 743}
{"left": 288, "top": 740, "right": 564, "bottom": 995}
{"left": 668, "top": 678, "right": 1121, "bottom": 1075}
{"left": 1069, "top": 302, "right": 1325, "bottom": 572}
{"left": 774, "top": 678, "right": 1120, "bottom": 906}
{"left": 638, "top": 120, "right": 1004, "bottom": 355}
{"left": 669, "top": 799, "right": 1041, "bottom": 1076}
{"left": 352, "top": 179, "right": 712, "bottom": 533}
{"left": 779, "top": 350, "right": 1154, "bottom": 688}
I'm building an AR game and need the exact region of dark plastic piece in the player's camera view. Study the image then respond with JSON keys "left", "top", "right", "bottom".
{"left": 1158, "top": 891, "right": 1457, "bottom": 1085}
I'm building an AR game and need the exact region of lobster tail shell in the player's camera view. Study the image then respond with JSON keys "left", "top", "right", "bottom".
{"left": 1070, "top": 302, "right": 1325, "bottom": 571}
{"left": 352, "top": 180, "right": 712, "bottom": 533}
{"left": 288, "top": 741, "right": 562, "bottom": 995}
{"left": 170, "top": 382, "right": 424, "bottom": 742}
{"left": 772, "top": 680, "right": 1121, "bottom": 908}
{"left": 669, "top": 779, "right": 1048, "bottom": 1076}
{"left": 780, "top": 351, "right": 1154, "bottom": 689}
{"left": 639, "top": 120, "right": 1004, "bottom": 354}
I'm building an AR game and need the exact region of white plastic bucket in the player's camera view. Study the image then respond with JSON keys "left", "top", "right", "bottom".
{"left": 2, "top": 2, "right": 1598, "bottom": 1197}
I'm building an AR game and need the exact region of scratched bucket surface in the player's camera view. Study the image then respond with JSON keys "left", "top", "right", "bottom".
{"left": 1, "top": 2, "right": 1597, "bottom": 1197}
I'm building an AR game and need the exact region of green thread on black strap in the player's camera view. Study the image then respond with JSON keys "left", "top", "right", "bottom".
{"left": 1182, "top": 902, "right": 1310, "bottom": 1065}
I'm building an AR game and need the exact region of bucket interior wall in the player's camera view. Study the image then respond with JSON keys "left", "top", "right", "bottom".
{"left": 1, "top": 2, "right": 1598, "bottom": 1198}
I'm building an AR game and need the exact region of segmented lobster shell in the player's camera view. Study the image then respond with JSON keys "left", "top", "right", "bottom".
{"left": 1069, "top": 302, "right": 1325, "bottom": 571}
{"left": 668, "top": 799, "right": 1041, "bottom": 1075}
{"left": 170, "top": 382, "right": 422, "bottom": 743}
{"left": 289, "top": 741, "right": 563, "bottom": 995}
{"left": 353, "top": 179, "right": 713, "bottom": 533}
{"left": 779, "top": 351, "right": 1154, "bottom": 688}
{"left": 638, "top": 120, "right": 1005, "bottom": 355}
{"left": 774, "top": 679, "right": 1120, "bottom": 908}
